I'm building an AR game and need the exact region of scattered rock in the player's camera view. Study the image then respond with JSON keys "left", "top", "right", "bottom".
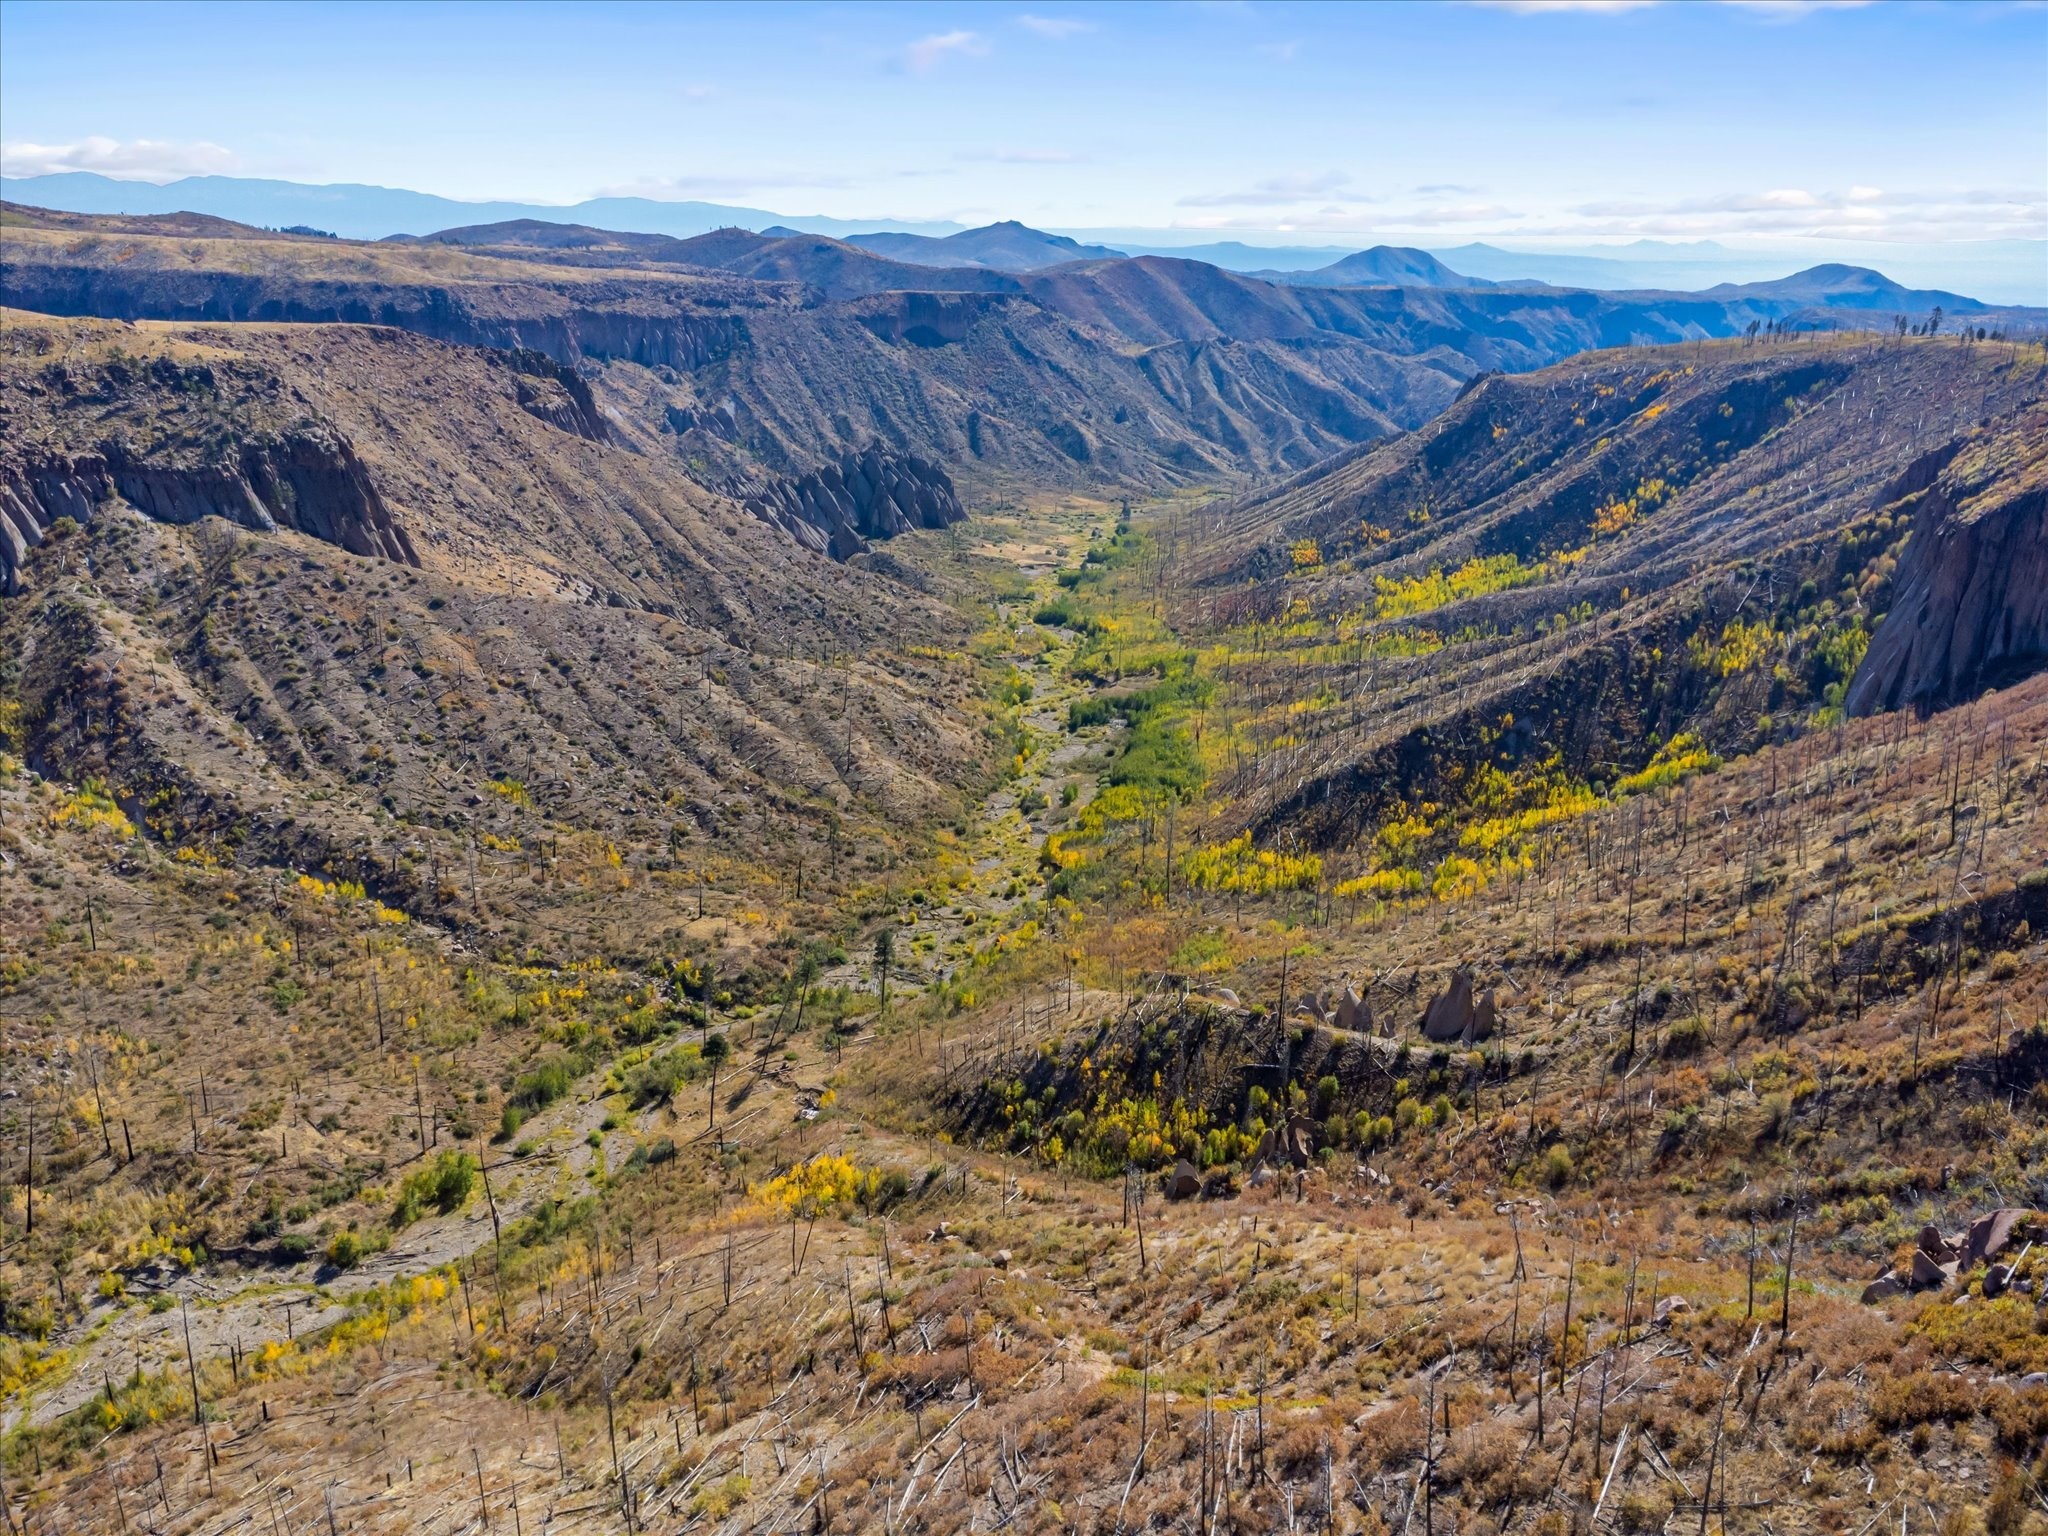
{"left": 1961, "top": 1208, "right": 2032, "bottom": 1268}
{"left": 1652, "top": 1296, "right": 1690, "bottom": 1325}
{"left": 1917, "top": 1224, "right": 1959, "bottom": 1262}
{"left": 1910, "top": 1248, "right": 1960, "bottom": 1290}
{"left": 1166, "top": 1160, "right": 1202, "bottom": 1200}
{"left": 1984, "top": 1263, "right": 2015, "bottom": 1299}
{"left": 1254, "top": 1113, "right": 1319, "bottom": 1170}
{"left": 992, "top": 1249, "right": 1012, "bottom": 1268}
{"left": 1861, "top": 1273, "right": 1907, "bottom": 1303}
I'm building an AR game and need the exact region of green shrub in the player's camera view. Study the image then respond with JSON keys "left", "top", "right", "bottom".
{"left": 392, "top": 1150, "right": 478, "bottom": 1227}
{"left": 1663, "top": 1017, "right": 1709, "bottom": 1057}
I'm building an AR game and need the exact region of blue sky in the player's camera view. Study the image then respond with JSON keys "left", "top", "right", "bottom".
{"left": 2, "top": 0, "right": 2043, "bottom": 247}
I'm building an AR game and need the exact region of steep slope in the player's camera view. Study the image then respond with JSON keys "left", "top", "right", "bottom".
{"left": 0, "top": 312, "right": 993, "bottom": 926}
{"left": 1846, "top": 405, "right": 2048, "bottom": 714}
{"left": 1182, "top": 334, "right": 2048, "bottom": 853}
{"left": 9, "top": 203, "right": 2042, "bottom": 506}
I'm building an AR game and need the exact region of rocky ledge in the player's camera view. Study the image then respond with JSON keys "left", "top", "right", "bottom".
{"left": 2, "top": 426, "right": 419, "bottom": 594}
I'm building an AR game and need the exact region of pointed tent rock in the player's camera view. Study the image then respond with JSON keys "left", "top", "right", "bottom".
{"left": 1335, "top": 986, "right": 1369, "bottom": 1033}
{"left": 1294, "top": 992, "right": 1329, "bottom": 1025}
{"left": 1960, "top": 1208, "right": 2033, "bottom": 1268}
{"left": 1422, "top": 970, "right": 1476, "bottom": 1042}
{"left": 1861, "top": 1272, "right": 1907, "bottom": 1303}
{"left": 1909, "top": 1248, "right": 1960, "bottom": 1290}
{"left": 1283, "top": 1114, "right": 1320, "bottom": 1169}
{"left": 1166, "top": 1160, "right": 1202, "bottom": 1200}
{"left": 1466, "top": 988, "right": 1498, "bottom": 1045}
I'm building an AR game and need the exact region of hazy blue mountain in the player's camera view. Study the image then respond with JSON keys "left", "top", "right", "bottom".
{"left": 844, "top": 221, "right": 1125, "bottom": 272}
{"left": 1695, "top": 264, "right": 1992, "bottom": 314}
{"left": 1103, "top": 241, "right": 1361, "bottom": 272}
{"left": 1252, "top": 246, "right": 1480, "bottom": 289}
{"left": 0, "top": 172, "right": 965, "bottom": 243}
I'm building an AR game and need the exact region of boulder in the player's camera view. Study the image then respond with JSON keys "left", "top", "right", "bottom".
{"left": 1984, "top": 1263, "right": 2015, "bottom": 1299}
{"left": 1294, "top": 992, "right": 1329, "bottom": 1025}
{"left": 1166, "top": 1160, "right": 1202, "bottom": 1200}
{"left": 1652, "top": 1296, "right": 1690, "bottom": 1326}
{"left": 1335, "top": 986, "right": 1368, "bottom": 1033}
{"left": 1861, "top": 1272, "right": 1907, "bottom": 1303}
{"left": 1910, "top": 1248, "right": 1960, "bottom": 1290}
{"left": 1470, "top": 989, "right": 1498, "bottom": 1044}
{"left": 1254, "top": 1115, "right": 1319, "bottom": 1170}
{"left": 1422, "top": 971, "right": 1476, "bottom": 1043}
{"left": 1961, "top": 1208, "right": 2032, "bottom": 1268}
{"left": 1917, "top": 1224, "right": 1959, "bottom": 1261}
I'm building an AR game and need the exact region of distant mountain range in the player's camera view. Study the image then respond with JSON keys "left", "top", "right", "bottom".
{"left": 6, "top": 173, "right": 2043, "bottom": 305}
{"left": 11, "top": 198, "right": 2037, "bottom": 521}
{"left": 0, "top": 170, "right": 966, "bottom": 243}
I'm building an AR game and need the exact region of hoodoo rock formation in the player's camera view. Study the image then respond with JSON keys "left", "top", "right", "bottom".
{"left": 743, "top": 444, "right": 965, "bottom": 559}
{"left": 2, "top": 427, "right": 419, "bottom": 594}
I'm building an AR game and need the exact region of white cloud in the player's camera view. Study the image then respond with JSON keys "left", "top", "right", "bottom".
{"left": 959, "top": 147, "right": 1084, "bottom": 164}
{"left": 0, "top": 135, "right": 239, "bottom": 182}
{"left": 1723, "top": 1, "right": 1871, "bottom": 17}
{"left": 900, "top": 29, "right": 989, "bottom": 72}
{"left": 1017, "top": 14, "right": 1095, "bottom": 38}
{"left": 1179, "top": 171, "right": 1354, "bottom": 208}
{"left": 1545, "top": 184, "right": 2046, "bottom": 240}
{"left": 1398, "top": 202, "right": 1521, "bottom": 227}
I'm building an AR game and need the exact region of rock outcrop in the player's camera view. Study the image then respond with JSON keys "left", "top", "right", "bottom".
{"left": 1, "top": 452, "right": 111, "bottom": 593}
{"left": 743, "top": 444, "right": 965, "bottom": 559}
{"left": 1863, "top": 1207, "right": 2038, "bottom": 1302}
{"left": 1847, "top": 406, "right": 2048, "bottom": 715}
{"left": 105, "top": 428, "right": 420, "bottom": 567}
{"left": 502, "top": 349, "right": 610, "bottom": 442}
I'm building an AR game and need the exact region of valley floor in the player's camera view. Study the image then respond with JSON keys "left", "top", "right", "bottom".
{"left": 4, "top": 487, "right": 2048, "bottom": 1536}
